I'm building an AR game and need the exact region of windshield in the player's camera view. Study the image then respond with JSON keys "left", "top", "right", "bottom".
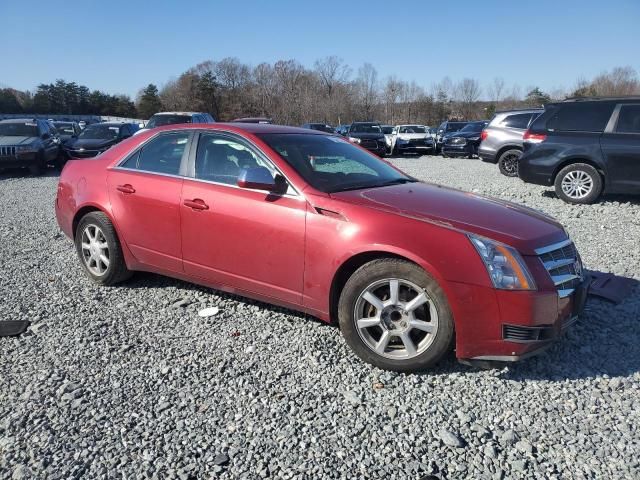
{"left": 79, "top": 124, "right": 120, "bottom": 140}
{"left": 0, "top": 122, "right": 39, "bottom": 137}
{"left": 446, "top": 123, "right": 468, "bottom": 132}
{"left": 53, "top": 123, "right": 75, "bottom": 135}
{"left": 381, "top": 126, "right": 393, "bottom": 134}
{"left": 350, "top": 124, "right": 381, "bottom": 134}
{"left": 258, "top": 133, "right": 414, "bottom": 193}
{"left": 399, "top": 125, "right": 427, "bottom": 134}
{"left": 459, "top": 122, "right": 485, "bottom": 133}
{"left": 146, "top": 114, "right": 192, "bottom": 129}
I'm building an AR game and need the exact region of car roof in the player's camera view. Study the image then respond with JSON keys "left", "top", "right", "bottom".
{"left": 561, "top": 96, "right": 640, "bottom": 103}
{"left": 89, "top": 122, "right": 134, "bottom": 127}
{"left": 153, "top": 123, "right": 327, "bottom": 135}
{"left": 0, "top": 118, "right": 39, "bottom": 124}
{"left": 495, "top": 108, "right": 544, "bottom": 114}
{"left": 152, "top": 111, "right": 202, "bottom": 116}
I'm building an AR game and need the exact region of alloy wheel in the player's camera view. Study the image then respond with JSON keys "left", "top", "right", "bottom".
{"left": 80, "top": 224, "right": 110, "bottom": 276}
{"left": 561, "top": 170, "right": 593, "bottom": 199}
{"left": 354, "top": 278, "right": 439, "bottom": 359}
{"left": 502, "top": 153, "right": 519, "bottom": 175}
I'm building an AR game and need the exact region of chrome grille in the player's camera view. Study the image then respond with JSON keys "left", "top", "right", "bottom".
{"left": 536, "top": 239, "right": 582, "bottom": 298}
{"left": 0, "top": 146, "right": 17, "bottom": 157}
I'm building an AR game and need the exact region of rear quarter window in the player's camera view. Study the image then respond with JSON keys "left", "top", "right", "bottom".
{"left": 502, "top": 113, "right": 534, "bottom": 130}
{"left": 545, "top": 103, "right": 615, "bottom": 132}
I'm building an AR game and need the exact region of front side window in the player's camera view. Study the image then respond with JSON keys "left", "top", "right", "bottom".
{"left": 258, "top": 133, "right": 413, "bottom": 193}
{"left": 615, "top": 105, "right": 640, "bottom": 134}
{"left": 546, "top": 103, "right": 615, "bottom": 132}
{"left": 195, "top": 133, "right": 273, "bottom": 186}
{"left": 122, "top": 133, "right": 189, "bottom": 175}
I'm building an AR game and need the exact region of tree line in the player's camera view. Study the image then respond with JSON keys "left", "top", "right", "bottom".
{"left": 2, "top": 60, "right": 639, "bottom": 126}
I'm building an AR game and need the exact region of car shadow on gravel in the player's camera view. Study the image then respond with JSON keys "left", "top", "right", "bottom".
{"left": 540, "top": 189, "right": 640, "bottom": 205}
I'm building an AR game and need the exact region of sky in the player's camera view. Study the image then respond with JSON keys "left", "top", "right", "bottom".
{"left": 1, "top": 0, "right": 639, "bottom": 99}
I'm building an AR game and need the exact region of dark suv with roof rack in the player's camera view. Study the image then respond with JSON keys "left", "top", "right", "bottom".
{"left": 519, "top": 97, "right": 640, "bottom": 204}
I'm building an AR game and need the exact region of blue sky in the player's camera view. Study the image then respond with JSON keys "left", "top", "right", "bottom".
{"left": 1, "top": 0, "right": 638, "bottom": 98}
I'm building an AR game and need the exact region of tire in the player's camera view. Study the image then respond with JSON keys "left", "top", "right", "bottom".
{"left": 497, "top": 149, "right": 521, "bottom": 177}
{"left": 554, "top": 163, "right": 603, "bottom": 204}
{"left": 338, "top": 258, "right": 454, "bottom": 372}
{"left": 28, "top": 151, "right": 46, "bottom": 175}
{"left": 75, "top": 211, "right": 132, "bottom": 285}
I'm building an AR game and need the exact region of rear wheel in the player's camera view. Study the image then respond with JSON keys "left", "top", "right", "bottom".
{"left": 75, "top": 212, "right": 132, "bottom": 285}
{"left": 498, "top": 149, "right": 521, "bottom": 177}
{"left": 338, "top": 258, "right": 454, "bottom": 372}
{"left": 554, "top": 163, "right": 603, "bottom": 204}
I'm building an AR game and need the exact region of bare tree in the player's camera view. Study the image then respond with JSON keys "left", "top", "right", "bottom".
{"left": 355, "top": 63, "right": 379, "bottom": 120}
{"left": 487, "top": 77, "right": 506, "bottom": 103}
{"left": 455, "top": 78, "right": 481, "bottom": 119}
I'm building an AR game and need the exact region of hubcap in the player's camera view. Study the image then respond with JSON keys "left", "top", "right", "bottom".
{"left": 503, "top": 153, "right": 519, "bottom": 174}
{"left": 80, "top": 224, "right": 110, "bottom": 276}
{"left": 354, "top": 278, "right": 439, "bottom": 360}
{"left": 561, "top": 170, "right": 593, "bottom": 199}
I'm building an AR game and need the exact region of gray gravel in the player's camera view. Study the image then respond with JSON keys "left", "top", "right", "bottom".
{"left": 1, "top": 157, "right": 639, "bottom": 479}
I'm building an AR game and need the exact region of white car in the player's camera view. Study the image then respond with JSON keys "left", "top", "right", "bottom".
{"left": 390, "top": 125, "right": 435, "bottom": 155}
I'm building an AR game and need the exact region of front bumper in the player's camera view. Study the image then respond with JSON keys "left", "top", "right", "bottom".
{"left": 452, "top": 274, "right": 589, "bottom": 363}
{"left": 478, "top": 147, "right": 497, "bottom": 163}
{"left": 65, "top": 148, "right": 102, "bottom": 159}
{"left": 442, "top": 143, "right": 473, "bottom": 156}
{"left": 396, "top": 140, "right": 435, "bottom": 153}
{"left": 0, "top": 151, "right": 39, "bottom": 168}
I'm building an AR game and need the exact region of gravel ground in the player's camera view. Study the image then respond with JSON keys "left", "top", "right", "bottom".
{"left": 1, "top": 157, "right": 639, "bottom": 480}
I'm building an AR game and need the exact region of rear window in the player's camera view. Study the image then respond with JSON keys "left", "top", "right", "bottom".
{"left": 615, "top": 105, "right": 640, "bottom": 134}
{"left": 0, "top": 122, "right": 39, "bottom": 137}
{"left": 544, "top": 103, "right": 615, "bottom": 132}
{"left": 502, "top": 113, "right": 534, "bottom": 130}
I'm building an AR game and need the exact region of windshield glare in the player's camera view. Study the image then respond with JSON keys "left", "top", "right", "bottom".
{"left": 79, "top": 125, "right": 119, "bottom": 140}
{"left": 53, "top": 123, "right": 75, "bottom": 134}
{"left": 446, "top": 123, "right": 467, "bottom": 132}
{"left": 350, "top": 124, "right": 381, "bottom": 134}
{"left": 146, "top": 115, "right": 192, "bottom": 129}
{"left": 459, "top": 123, "right": 484, "bottom": 133}
{"left": 399, "top": 125, "right": 427, "bottom": 134}
{"left": 258, "top": 133, "right": 413, "bottom": 193}
{"left": 0, "top": 123, "right": 39, "bottom": 137}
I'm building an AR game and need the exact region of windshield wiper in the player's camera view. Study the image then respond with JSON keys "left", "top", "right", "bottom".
{"left": 330, "top": 178, "right": 416, "bottom": 193}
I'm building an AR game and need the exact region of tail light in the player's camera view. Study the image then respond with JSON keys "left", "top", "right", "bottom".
{"left": 523, "top": 130, "right": 547, "bottom": 144}
{"left": 480, "top": 130, "right": 488, "bottom": 141}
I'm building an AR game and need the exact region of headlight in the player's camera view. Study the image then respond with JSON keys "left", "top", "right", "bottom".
{"left": 469, "top": 235, "right": 535, "bottom": 290}
{"left": 468, "top": 136, "right": 480, "bottom": 141}
{"left": 348, "top": 137, "right": 361, "bottom": 144}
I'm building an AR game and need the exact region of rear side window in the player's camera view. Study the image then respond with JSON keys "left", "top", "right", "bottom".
{"left": 615, "top": 105, "right": 640, "bottom": 134}
{"left": 121, "top": 133, "right": 189, "bottom": 175}
{"left": 502, "top": 113, "right": 534, "bottom": 130}
{"left": 545, "top": 103, "right": 614, "bottom": 132}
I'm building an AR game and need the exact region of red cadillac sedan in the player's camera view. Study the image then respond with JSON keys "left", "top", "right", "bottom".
{"left": 55, "top": 123, "right": 588, "bottom": 371}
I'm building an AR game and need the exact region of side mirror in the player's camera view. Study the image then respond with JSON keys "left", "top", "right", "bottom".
{"left": 237, "top": 166, "right": 285, "bottom": 193}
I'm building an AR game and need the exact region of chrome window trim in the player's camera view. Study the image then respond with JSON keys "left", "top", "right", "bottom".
{"left": 534, "top": 238, "right": 572, "bottom": 255}
{"left": 111, "top": 127, "right": 304, "bottom": 199}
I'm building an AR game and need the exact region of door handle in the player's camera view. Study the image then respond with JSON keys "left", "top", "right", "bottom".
{"left": 183, "top": 198, "right": 209, "bottom": 211}
{"left": 116, "top": 184, "right": 135, "bottom": 194}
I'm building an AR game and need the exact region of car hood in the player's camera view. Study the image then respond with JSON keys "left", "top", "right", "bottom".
{"left": 0, "top": 136, "right": 37, "bottom": 146}
{"left": 348, "top": 132, "right": 385, "bottom": 140}
{"left": 66, "top": 138, "right": 116, "bottom": 150}
{"left": 331, "top": 182, "right": 566, "bottom": 254}
{"left": 397, "top": 133, "right": 431, "bottom": 140}
{"left": 450, "top": 131, "right": 481, "bottom": 139}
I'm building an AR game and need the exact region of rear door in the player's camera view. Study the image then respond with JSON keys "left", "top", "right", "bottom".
{"left": 107, "top": 131, "right": 192, "bottom": 272}
{"left": 600, "top": 103, "right": 640, "bottom": 193}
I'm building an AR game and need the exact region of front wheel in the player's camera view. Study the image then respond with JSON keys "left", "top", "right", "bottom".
{"left": 498, "top": 149, "right": 521, "bottom": 177}
{"left": 554, "top": 163, "right": 603, "bottom": 204}
{"left": 75, "top": 211, "right": 132, "bottom": 285}
{"left": 338, "top": 258, "right": 454, "bottom": 372}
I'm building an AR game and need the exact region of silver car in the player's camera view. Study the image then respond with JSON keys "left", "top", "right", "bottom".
{"left": 478, "top": 109, "right": 543, "bottom": 176}
{"left": 390, "top": 124, "right": 435, "bottom": 155}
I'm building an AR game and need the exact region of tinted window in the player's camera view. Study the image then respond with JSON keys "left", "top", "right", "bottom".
{"left": 122, "top": 133, "right": 189, "bottom": 175}
{"left": 146, "top": 114, "right": 192, "bottom": 129}
{"left": 53, "top": 122, "right": 76, "bottom": 135}
{"left": 502, "top": 113, "right": 533, "bottom": 130}
{"left": 0, "top": 122, "right": 40, "bottom": 137}
{"left": 258, "top": 133, "right": 413, "bottom": 193}
{"left": 615, "top": 105, "right": 640, "bottom": 134}
{"left": 80, "top": 124, "right": 120, "bottom": 140}
{"left": 350, "top": 124, "right": 381, "bottom": 133}
{"left": 195, "top": 133, "right": 272, "bottom": 186}
{"left": 445, "top": 122, "right": 467, "bottom": 132}
{"left": 381, "top": 126, "right": 393, "bottom": 134}
{"left": 546, "top": 103, "right": 614, "bottom": 132}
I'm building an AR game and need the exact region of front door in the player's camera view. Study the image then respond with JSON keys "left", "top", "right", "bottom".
{"left": 180, "top": 131, "right": 306, "bottom": 305}
{"left": 107, "top": 131, "right": 191, "bottom": 272}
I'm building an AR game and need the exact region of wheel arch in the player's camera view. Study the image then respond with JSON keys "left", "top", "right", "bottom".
{"left": 72, "top": 203, "right": 118, "bottom": 240}
{"left": 552, "top": 157, "right": 606, "bottom": 184}
{"left": 495, "top": 144, "right": 522, "bottom": 161}
{"left": 328, "top": 248, "right": 451, "bottom": 325}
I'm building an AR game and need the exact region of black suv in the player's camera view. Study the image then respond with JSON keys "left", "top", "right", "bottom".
{"left": 436, "top": 121, "right": 469, "bottom": 152}
{"left": 0, "top": 118, "right": 60, "bottom": 174}
{"left": 346, "top": 122, "right": 387, "bottom": 156}
{"left": 519, "top": 97, "right": 640, "bottom": 204}
{"left": 301, "top": 123, "right": 335, "bottom": 133}
{"left": 442, "top": 121, "right": 488, "bottom": 158}
{"left": 64, "top": 122, "right": 138, "bottom": 159}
